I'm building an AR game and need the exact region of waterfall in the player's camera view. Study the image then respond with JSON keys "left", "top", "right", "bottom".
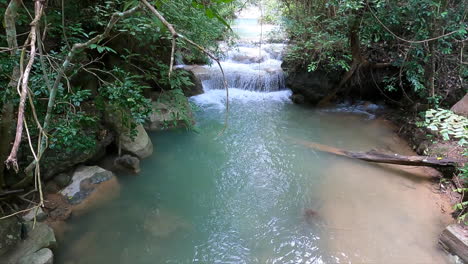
{"left": 188, "top": 43, "right": 286, "bottom": 92}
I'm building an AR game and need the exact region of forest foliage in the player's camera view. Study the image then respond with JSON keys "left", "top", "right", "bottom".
{"left": 275, "top": 0, "right": 466, "bottom": 106}
{"left": 0, "top": 0, "right": 238, "bottom": 197}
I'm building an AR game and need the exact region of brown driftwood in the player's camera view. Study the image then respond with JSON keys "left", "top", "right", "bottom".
{"left": 294, "top": 139, "right": 464, "bottom": 167}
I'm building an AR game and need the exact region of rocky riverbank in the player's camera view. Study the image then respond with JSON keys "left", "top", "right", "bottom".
{"left": 0, "top": 76, "right": 203, "bottom": 264}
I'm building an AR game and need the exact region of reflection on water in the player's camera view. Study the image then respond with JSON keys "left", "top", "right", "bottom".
{"left": 55, "top": 90, "right": 453, "bottom": 264}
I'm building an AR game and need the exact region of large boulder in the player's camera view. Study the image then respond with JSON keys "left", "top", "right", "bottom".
{"left": 451, "top": 94, "right": 468, "bottom": 117}
{"left": 113, "top": 154, "right": 141, "bottom": 174}
{"left": 120, "top": 124, "right": 153, "bottom": 159}
{"left": 0, "top": 218, "right": 22, "bottom": 256}
{"left": 3, "top": 221, "right": 56, "bottom": 264}
{"left": 283, "top": 67, "right": 337, "bottom": 105}
{"left": 60, "top": 166, "right": 120, "bottom": 216}
{"left": 41, "top": 129, "right": 114, "bottom": 180}
{"left": 439, "top": 224, "right": 468, "bottom": 262}
{"left": 104, "top": 107, "right": 153, "bottom": 159}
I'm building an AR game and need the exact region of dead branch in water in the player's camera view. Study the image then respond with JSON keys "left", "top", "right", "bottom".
{"left": 293, "top": 139, "right": 465, "bottom": 167}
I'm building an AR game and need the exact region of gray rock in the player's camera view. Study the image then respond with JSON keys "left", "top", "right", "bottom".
{"left": 451, "top": 94, "right": 468, "bottom": 117}
{"left": 53, "top": 173, "right": 71, "bottom": 188}
{"left": 284, "top": 69, "right": 336, "bottom": 105}
{"left": 22, "top": 208, "right": 47, "bottom": 222}
{"left": 290, "top": 94, "right": 305, "bottom": 104}
{"left": 60, "top": 165, "right": 120, "bottom": 216}
{"left": 120, "top": 124, "right": 153, "bottom": 159}
{"left": 104, "top": 106, "right": 153, "bottom": 159}
{"left": 18, "top": 248, "right": 53, "bottom": 264}
{"left": 61, "top": 166, "right": 114, "bottom": 204}
{"left": 3, "top": 221, "right": 56, "bottom": 264}
{"left": 439, "top": 224, "right": 468, "bottom": 263}
{"left": 114, "top": 154, "right": 141, "bottom": 174}
{"left": 0, "top": 218, "right": 22, "bottom": 256}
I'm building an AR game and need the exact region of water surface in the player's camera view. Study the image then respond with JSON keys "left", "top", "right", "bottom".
{"left": 56, "top": 88, "right": 453, "bottom": 263}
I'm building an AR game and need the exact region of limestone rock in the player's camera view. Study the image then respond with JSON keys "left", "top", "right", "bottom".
{"left": 451, "top": 94, "right": 468, "bottom": 117}
{"left": 3, "top": 221, "right": 56, "bottom": 264}
{"left": 114, "top": 154, "right": 141, "bottom": 174}
{"left": 0, "top": 218, "right": 22, "bottom": 256}
{"left": 120, "top": 124, "right": 153, "bottom": 159}
{"left": 18, "top": 248, "right": 53, "bottom": 264}
{"left": 439, "top": 224, "right": 468, "bottom": 263}
{"left": 60, "top": 166, "right": 120, "bottom": 216}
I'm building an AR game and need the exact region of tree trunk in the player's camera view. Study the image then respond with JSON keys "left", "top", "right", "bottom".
{"left": 294, "top": 139, "right": 464, "bottom": 167}
{"left": 318, "top": 12, "right": 365, "bottom": 106}
{"left": 1, "top": 0, "right": 22, "bottom": 189}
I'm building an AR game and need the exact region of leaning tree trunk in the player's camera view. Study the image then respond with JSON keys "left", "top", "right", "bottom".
{"left": 0, "top": 0, "right": 22, "bottom": 190}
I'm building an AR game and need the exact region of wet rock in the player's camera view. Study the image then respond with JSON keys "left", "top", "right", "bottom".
{"left": 439, "top": 224, "right": 468, "bottom": 263}
{"left": 3, "top": 221, "right": 56, "bottom": 264}
{"left": 0, "top": 217, "right": 22, "bottom": 256}
{"left": 180, "top": 65, "right": 211, "bottom": 81}
{"left": 290, "top": 94, "right": 305, "bottom": 104}
{"left": 60, "top": 166, "right": 120, "bottom": 216}
{"left": 450, "top": 94, "right": 468, "bottom": 117}
{"left": 120, "top": 124, "right": 153, "bottom": 159}
{"left": 283, "top": 68, "right": 336, "bottom": 105}
{"left": 54, "top": 173, "right": 71, "bottom": 188}
{"left": 18, "top": 248, "right": 53, "bottom": 264}
{"left": 114, "top": 154, "right": 141, "bottom": 174}
{"left": 23, "top": 208, "right": 47, "bottom": 222}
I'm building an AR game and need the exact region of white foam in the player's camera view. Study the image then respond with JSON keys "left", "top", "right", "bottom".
{"left": 191, "top": 88, "right": 292, "bottom": 110}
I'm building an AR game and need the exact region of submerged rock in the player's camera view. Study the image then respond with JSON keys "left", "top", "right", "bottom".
{"left": 143, "top": 208, "right": 191, "bottom": 239}
{"left": 439, "top": 224, "right": 468, "bottom": 263}
{"left": 120, "top": 124, "right": 153, "bottom": 159}
{"left": 113, "top": 154, "right": 141, "bottom": 174}
{"left": 60, "top": 166, "right": 120, "bottom": 216}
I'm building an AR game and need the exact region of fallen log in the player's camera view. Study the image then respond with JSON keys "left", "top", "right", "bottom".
{"left": 294, "top": 139, "right": 465, "bottom": 167}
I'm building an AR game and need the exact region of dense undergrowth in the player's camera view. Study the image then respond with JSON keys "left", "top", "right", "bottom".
{"left": 0, "top": 0, "right": 240, "bottom": 212}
